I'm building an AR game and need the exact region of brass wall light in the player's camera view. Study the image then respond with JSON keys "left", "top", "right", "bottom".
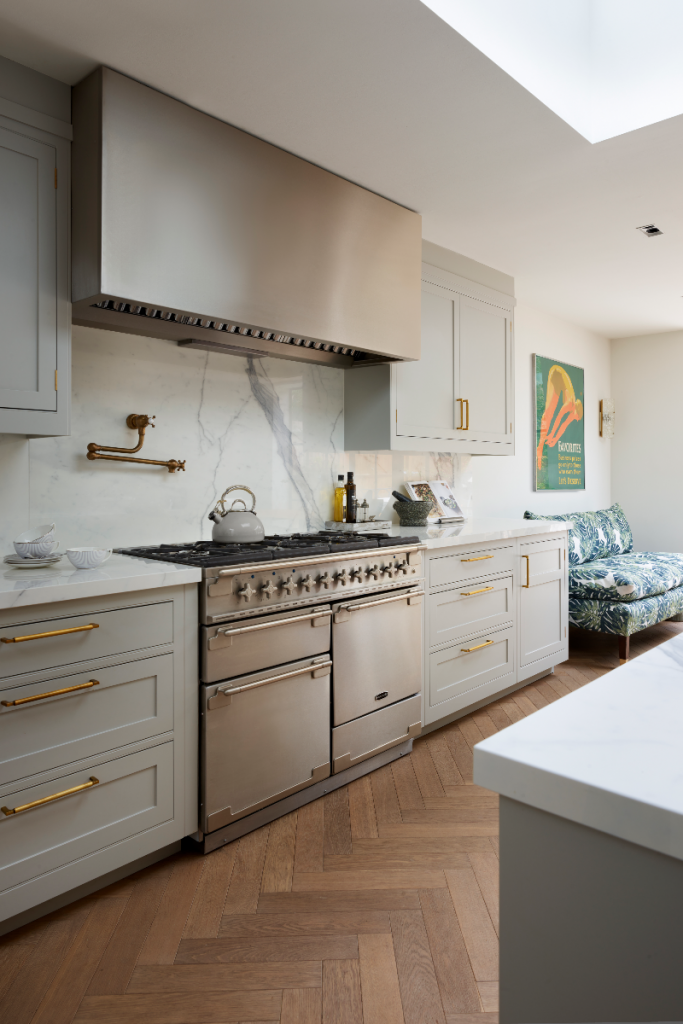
{"left": 87, "top": 414, "right": 186, "bottom": 472}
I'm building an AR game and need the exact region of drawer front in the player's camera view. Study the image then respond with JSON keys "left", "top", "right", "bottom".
{"left": 429, "top": 626, "right": 514, "bottom": 709}
{"left": 0, "top": 603, "right": 173, "bottom": 681}
{"left": 428, "top": 576, "right": 513, "bottom": 649}
{"left": 0, "top": 742, "right": 174, "bottom": 894}
{"left": 332, "top": 693, "right": 422, "bottom": 773}
{"left": 202, "top": 605, "right": 331, "bottom": 684}
{"left": 430, "top": 545, "right": 515, "bottom": 588}
{"left": 0, "top": 654, "right": 174, "bottom": 786}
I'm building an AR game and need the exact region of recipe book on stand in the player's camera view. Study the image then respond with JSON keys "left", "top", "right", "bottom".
{"left": 405, "top": 480, "right": 467, "bottom": 524}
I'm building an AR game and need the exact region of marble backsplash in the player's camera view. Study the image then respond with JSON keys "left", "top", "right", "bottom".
{"left": 0, "top": 326, "right": 473, "bottom": 552}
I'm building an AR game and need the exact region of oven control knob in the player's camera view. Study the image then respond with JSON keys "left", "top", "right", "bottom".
{"left": 336, "top": 569, "right": 350, "bottom": 586}
{"left": 280, "top": 575, "right": 296, "bottom": 595}
{"left": 365, "top": 564, "right": 380, "bottom": 580}
{"left": 350, "top": 566, "right": 363, "bottom": 582}
{"left": 261, "top": 580, "right": 277, "bottom": 599}
{"left": 318, "top": 572, "right": 332, "bottom": 589}
{"left": 397, "top": 560, "right": 410, "bottom": 575}
{"left": 300, "top": 574, "right": 315, "bottom": 591}
{"left": 237, "top": 582, "right": 256, "bottom": 602}
{"left": 383, "top": 564, "right": 397, "bottom": 579}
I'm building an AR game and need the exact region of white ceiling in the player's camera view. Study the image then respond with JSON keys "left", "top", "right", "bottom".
{"left": 1, "top": 0, "right": 683, "bottom": 339}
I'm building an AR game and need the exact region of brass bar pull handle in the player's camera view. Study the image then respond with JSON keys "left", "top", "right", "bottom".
{"left": 522, "top": 554, "right": 530, "bottom": 588}
{"left": 2, "top": 777, "right": 99, "bottom": 816}
{"left": 456, "top": 398, "right": 464, "bottom": 430}
{"left": 461, "top": 586, "right": 495, "bottom": 597}
{"left": 2, "top": 679, "right": 100, "bottom": 707}
{"left": 464, "top": 399, "right": 469, "bottom": 430}
{"left": 461, "top": 640, "right": 494, "bottom": 653}
{"left": 0, "top": 623, "right": 99, "bottom": 645}
{"left": 461, "top": 555, "right": 494, "bottom": 563}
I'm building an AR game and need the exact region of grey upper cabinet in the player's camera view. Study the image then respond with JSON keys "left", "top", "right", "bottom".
{"left": 0, "top": 113, "right": 70, "bottom": 436}
{"left": 344, "top": 264, "right": 514, "bottom": 454}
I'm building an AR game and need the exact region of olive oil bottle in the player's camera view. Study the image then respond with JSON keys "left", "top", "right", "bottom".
{"left": 333, "top": 475, "right": 346, "bottom": 522}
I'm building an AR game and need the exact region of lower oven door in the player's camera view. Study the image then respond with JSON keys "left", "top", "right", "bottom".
{"left": 201, "top": 656, "right": 331, "bottom": 833}
{"left": 332, "top": 584, "right": 424, "bottom": 727}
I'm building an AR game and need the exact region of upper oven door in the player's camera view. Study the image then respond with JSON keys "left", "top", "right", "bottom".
{"left": 332, "top": 585, "right": 424, "bottom": 727}
{"left": 202, "top": 604, "right": 331, "bottom": 683}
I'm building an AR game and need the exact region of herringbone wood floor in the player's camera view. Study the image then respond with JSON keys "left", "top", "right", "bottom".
{"left": 2, "top": 621, "right": 679, "bottom": 1024}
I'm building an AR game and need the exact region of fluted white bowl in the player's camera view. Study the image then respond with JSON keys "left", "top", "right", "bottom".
{"left": 14, "top": 524, "right": 57, "bottom": 558}
{"left": 66, "top": 547, "right": 112, "bottom": 569}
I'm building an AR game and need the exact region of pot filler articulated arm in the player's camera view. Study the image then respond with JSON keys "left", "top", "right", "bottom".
{"left": 86, "top": 414, "right": 186, "bottom": 473}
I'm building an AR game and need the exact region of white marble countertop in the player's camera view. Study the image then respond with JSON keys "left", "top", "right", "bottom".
{"left": 386, "top": 518, "right": 568, "bottom": 550}
{"left": 474, "top": 633, "right": 683, "bottom": 861}
{"left": 0, "top": 554, "right": 202, "bottom": 612}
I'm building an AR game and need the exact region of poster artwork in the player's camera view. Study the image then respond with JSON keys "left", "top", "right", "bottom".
{"left": 534, "top": 355, "right": 585, "bottom": 491}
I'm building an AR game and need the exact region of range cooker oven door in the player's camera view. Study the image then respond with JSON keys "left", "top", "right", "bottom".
{"left": 201, "top": 656, "right": 331, "bottom": 833}
{"left": 332, "top": 584, "right": 423, "bottom": 727}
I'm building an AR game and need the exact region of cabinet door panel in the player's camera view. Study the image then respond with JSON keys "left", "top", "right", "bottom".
{"left": 519, "top": 536, "right": 568, "bottom": 669}
{"left": 459, "top": 296, "right": 510, "bottom": 442}
{"left": 0, "top": 126, "right": 57, "bottom": 412}
{"left": 396, "top": 284, "right": 457, "bottom": 439}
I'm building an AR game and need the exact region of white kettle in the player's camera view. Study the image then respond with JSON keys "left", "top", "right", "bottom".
{"left": 208, "top": 485, "right": 266, "bottom": 544}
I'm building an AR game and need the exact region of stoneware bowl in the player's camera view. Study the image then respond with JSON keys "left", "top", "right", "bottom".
{"left": 66, "top": 547, "right": 113, "bottom": 569}
{"left": 13, "top": 524, "right": 57, "bottom": 558}
{"left": 393, "top": 500, "right": 432, "bottom": 527}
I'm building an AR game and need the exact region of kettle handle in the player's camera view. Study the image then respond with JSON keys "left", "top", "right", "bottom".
{"left": 211, "top": 484, "right": 257, "bottom": 519}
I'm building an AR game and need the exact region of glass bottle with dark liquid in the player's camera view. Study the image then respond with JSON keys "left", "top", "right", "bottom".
{"left": 345, "top": 472, "right": 357, "bottom": 523}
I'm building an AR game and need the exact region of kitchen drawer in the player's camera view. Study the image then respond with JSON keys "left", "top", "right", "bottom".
{"left": 0, "top": 654, "right": 173, "bottom": 786}
{"left": 202, "top": 605, "right": 330, "bottom": 684}
{"left": 428, "top": 625, "right": 514, "bottom": 709}
{"left": 0, "top": 742, "right": 174, "bottom": 895}
{"left": 429, "top": 576, "right": 513, "bottom": 649}
{"left": 0, "top": 602, "right": 173, "bottom": 680}
{"left": 430, "top": 544, "right": 514, "bottom": 589}
{"left": 332, "top": 693, "right": 422, "bottom": 773}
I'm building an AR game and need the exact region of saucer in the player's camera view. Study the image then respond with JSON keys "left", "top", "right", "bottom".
{"left": 3, "top": 554, "right": 63, "bottom": 569}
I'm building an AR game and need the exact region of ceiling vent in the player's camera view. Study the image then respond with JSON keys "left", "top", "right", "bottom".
{"left": 636, "top": 224, "right": 663, "bottom": 237}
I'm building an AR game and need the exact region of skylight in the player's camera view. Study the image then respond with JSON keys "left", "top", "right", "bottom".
{"left": 421, "top": 0, "right": 683, "bottom": 143}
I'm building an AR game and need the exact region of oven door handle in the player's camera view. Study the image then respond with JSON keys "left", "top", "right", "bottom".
{"left": 335, "top": 589, "right": 424, "bottom": 621}
{"left": 212, "top": 609, "right": 331, "bottom": 647}
{"left": 213, "top": 659, "right": 333, "bottom": 700}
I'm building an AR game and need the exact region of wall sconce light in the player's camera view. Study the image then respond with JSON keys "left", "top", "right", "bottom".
{"left": 599, "top": 400, "right": 615, "bottom": 438}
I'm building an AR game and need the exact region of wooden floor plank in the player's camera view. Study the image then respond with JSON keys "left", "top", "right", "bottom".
{"left": 348, "top": 775, "right": 378, "bottom": 840}
{"left": 400, "top": 809, "right": 498, "bottom": 826}
{"left": 182, "top": 842, "right": 238, "bottom": 938}
{"left": 257, "top": 891, "right": 421, "bottom": 914}
{"left": 358, "top": 932, "right": 405, "bottom": 1024}
{"left": 128, "top": 961, "right": 321, "bottom": 991}
{"left": 484, "top": 706, "right": 513, "bottom": 732}
{"left": 442, "top": 726, "right": 473, "bottom": 783}
{"left": 74, "top": 990, "right": 282, "bottom": 1023}
{"left": 378, "top": 823, "right": 498, "bottom": 838}
{"left": 282, "top": 986, "right": 323, "bottom": 1024}
{"left": 353, "top": 837, "right": 492, "bottom": 855}
{"left": 468, "top": 853, "right": 499, "bottom": 936}
{"left": 457, "top": 718, "right": 486, "bottom": 751}
{"left": 322, "top": 958, "right": 363, "bottom": 1024}
{"left": 370, "top": 764, "right": 402, "bottom": 823}
{"left": 294, "top": 798, "right": 325, "bottom": 873}
{"left": 520, "top": 684, "right": 550, "bottom": 711}
{"left": 425, "top": 731, "right": 465, "bottom": 787}
{"left": 508, "top": 691, "right": 537, "bottom": 717}
{"left": 390, "top": 909, "right": 446, "bottom": 1024}
{"left": 324, "top": 853, "right": 469, "bottom": 871}
{"left": 410, "top": 739, "right": 447, "bottom": 799}
{"left": 138, "top": 854, "right": 205, "bottom": 963}
{"left": 261, "top": 811, "right": 297, "bottom": 893}
{"left": 391, "top": 755, "right": 425, "bottom": 810}
{"left": 324, "top": 787, "right": 353, "bottom": 856}
{"left": 423, "top": 796, "right": 498, "bottom": 811}
{"left": 223, "top": 826, "right": 271, "bottom": 915}
{"left": 469, "top": 711, "right": 497, "bottom": 739}
{"left": 219, "top": 911, "right": 391, "bottom": 937}
{"left": 419, "top": 888, "right": 481, "bottom": 1015}
{"left": 292, "top": 869, "right": 446, "bottom": 891}
{"left": 445, "top": 1015, "right": 498, "bottom": 1023}
{"left": 477, "top": 981, "right": 499, "bottom": 1012}
{"left": 445, "top": 868, "right": 498, "bottom": 983}
{"left": 495, "top": 699, "right": 524, "bottom": 723}
{"left": 32, "top": 898, "right": 127, "bottom": 1024}
{"left": 175, "top": 934, "right": 358, "bottom": 963}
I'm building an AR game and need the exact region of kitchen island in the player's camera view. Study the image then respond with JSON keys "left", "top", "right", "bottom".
{"left": 474, "top": 632, "right": 683, "bottom": 1023}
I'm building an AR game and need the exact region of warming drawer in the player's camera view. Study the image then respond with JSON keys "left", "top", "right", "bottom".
{"left": 332, "top": 694, "right": 422, "bottom": 773}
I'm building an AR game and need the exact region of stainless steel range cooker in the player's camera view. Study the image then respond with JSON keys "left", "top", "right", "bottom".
{"left": 118, "top": 533, "right": 425, "bottom": 852}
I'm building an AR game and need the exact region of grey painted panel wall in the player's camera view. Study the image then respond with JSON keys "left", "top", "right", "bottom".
{"left": 0, "top": 54, "right": 70, "bottom": 122}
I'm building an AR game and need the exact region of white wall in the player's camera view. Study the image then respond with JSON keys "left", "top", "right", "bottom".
{"left": 611, "top": 330, "right": 683, "bottom": 552}
{"left": 473, "top": 302, "right": 612, "bottom": 518}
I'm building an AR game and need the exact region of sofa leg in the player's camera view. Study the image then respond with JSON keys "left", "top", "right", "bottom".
{"left": 619, "top": 635, "right": 630, "bottom": 663}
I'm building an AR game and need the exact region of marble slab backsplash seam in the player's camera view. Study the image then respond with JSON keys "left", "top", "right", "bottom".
{"left": 0, "top": 326, "right": 473, "bottom": 552}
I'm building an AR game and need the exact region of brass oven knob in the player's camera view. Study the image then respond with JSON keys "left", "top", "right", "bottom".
{"left": 365, "top": 564, "right": 379, "bottom": 580}
{"left": 300, "top": 574, "right": 315, "bottom": 591}
{"left": 350, "top": 566, "right": 363, "bottom": 582}
{"left": 318, "top": 572, "right": 332, "bottom": 589}
{"left": 336, "top": 569, "right": 350, "bottom": 586}
{"left": 237, "top": 582, "right": 256, "bottom": 602}
{"left": 397, "top": 560, "right": 409, "bottom": 575}
{"left": 383, "top": 564, "right": 397, "bottom": 579}
{"left": 280, "top": 575, "right": 296, "bottom": 594}
{"left": 261, "top": 580, "right": 277, "bottom": 598}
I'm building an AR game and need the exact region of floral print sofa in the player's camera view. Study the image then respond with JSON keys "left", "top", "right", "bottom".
{"left": 524, "top": 503, "right": 683, "bottom": 661}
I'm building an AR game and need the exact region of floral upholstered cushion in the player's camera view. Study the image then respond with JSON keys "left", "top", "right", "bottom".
{"left": 569, "top": 551, "right": 683, "bottom": 602}
{"left": 569, "top": 585, "right": 683, "bottom": 636}
{"left": 524, "top": 503, "right": 633, "bottom": 565}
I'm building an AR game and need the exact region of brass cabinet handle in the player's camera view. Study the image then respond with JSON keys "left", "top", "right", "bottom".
{"left": 522, "top": 554, "right": 530, "bottom": 588}
{"left": 461, "top": 640, "right": 494, "bottom": 653}
{"left": 456, "top": 398, "right": 464, "bottom": 429}
{"left": 1, "top": 679, "right": 100, "bottom": 708}
{"left": 464, "top": 398, "right": 469, "bottom": 430}
{"left": 461, "top": 586, "right": 495, "bottom": 597}
{"left": 456, "top": 398, "right": 469, "bottom": 430}
{"left": 461, "top": 555, "right": 494, "bottom": 562}
{"left": 0, "top": 623, "right": 99, "bottom": 644}
{"left": 2, "top": 777, "right": 99, "bottom": 816}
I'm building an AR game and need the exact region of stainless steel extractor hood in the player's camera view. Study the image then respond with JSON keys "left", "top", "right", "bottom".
{"left": 72, "top": 68, "right": 422, "bottom": 368}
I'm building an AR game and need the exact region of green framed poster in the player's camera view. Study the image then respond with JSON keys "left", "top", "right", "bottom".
{"left": 534, "top": 355, "right": 585, "bottom": 491}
